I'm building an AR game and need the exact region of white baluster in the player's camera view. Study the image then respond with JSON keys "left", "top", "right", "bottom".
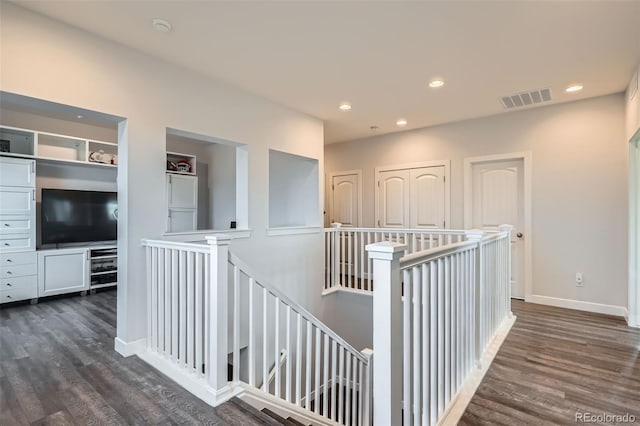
{"left": 403, "top": 269, "right": 411, "bottom": 426}
{"left": 187, "top": 251, "right": 195, "bottom": 370}
{"left": 263, "top": 287, "right": 268, "bottom": 391}
{"left": 296, "top": 312, "right": 302, "bottom": 406}
{"left": 274, "top": 296, "right": 281, "bottom": 397}
{"left": 233, "top": 266, "right": 240, "bottom": 382}
{"left": 195, "top": 252, "right": 203, "bottom": 376}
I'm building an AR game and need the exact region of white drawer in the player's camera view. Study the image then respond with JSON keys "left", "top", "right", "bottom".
{"left": 0, "top": 286, "right": 37, "bottom": 304}
{"left": 0, "top": 234, "right": 34, "bottom": 253}
{"left": 0, "top": 216, "right": 34, "bottom": 235}
{"left": 0, "top": 157, "right": 36, "bottom": 188}
{"left": 1, "top": 275, "right": 36, "bottom": 291}
{"left": 0, "top": 251, "right": 36, "bottom": 266}
{"left": 0, "top": 263, "right": 37, "bottom": 278}
{"left": 0, "top": 187, "right": 35, "bottom": 216}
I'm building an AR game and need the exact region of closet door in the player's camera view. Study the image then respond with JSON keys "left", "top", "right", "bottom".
{"left": 378, "top": 169, "right": 410, "bottom": 228}
{"left": 410, "top": 166, "right": 446, "bottom": 229}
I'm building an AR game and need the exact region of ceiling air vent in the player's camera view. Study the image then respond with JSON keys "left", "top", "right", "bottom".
{"left": 500, "top": 88, "right": 552, "bottom": 109}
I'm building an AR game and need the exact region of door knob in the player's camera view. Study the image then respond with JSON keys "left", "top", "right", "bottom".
{"left": 516, "top": 232, "right": 523, "bottom": 238}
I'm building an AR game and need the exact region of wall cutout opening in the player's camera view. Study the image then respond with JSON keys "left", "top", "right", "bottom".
{"left": 165, "top": 128, "right": 248, "bottom": 235}
{"left": 268, "top": 149, "right": 319, "bottom": 229}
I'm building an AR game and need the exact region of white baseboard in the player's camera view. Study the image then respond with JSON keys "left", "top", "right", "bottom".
{"left": 114, "top": 337, "right": 146, "bottom": 357}
{"left": 526, "top": 294, "right": 628, "bottom": 319}
{"left": 136, "top": 348, "right": 238, "bottom": 407}
{"left": 438, "top": 315, "right": 516, "bottom": 426}
{"left": 628, "top": 314, "right": 640, "bottom": 328}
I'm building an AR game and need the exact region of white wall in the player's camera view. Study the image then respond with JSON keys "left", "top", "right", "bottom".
{"left": 1, "top": 4, "right": 325, "bottom": 347}
{"left": 626, "top": 64, "right": 640, "bottom": 140}
{"left": 269, "top": 149, "right": 320, "bottom": 228}
{"left": 325, "top": 94, "right": 627, "bottom": 348}
{"left": 208, "top": 142, "right": 237, "bottom": 229}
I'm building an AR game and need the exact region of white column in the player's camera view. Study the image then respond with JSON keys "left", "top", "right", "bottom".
{"left": 464, "top": 230, "right": 484, "bottom": 367}
{"left": 366, "top": 241, "right": 406, "bottom": 426}
{"left": 206, "top": 234, "right": 232, "bottom": 400}
{"left": 499, "top": 224, "right": 514, "bottom": 318}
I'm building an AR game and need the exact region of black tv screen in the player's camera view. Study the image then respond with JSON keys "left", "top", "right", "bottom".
{"left": 41, "top": 189, "right": 117, "bottom": 244}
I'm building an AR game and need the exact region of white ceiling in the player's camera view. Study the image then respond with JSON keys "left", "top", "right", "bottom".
{"left": 13, "top": 1, "right": 640, "bottom": 144}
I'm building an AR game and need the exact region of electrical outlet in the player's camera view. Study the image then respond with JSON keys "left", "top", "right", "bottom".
{"left": 575, "top": 272, "right": 583, "bottom": 287}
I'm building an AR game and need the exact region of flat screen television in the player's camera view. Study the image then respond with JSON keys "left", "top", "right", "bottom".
{"left": 41, "top": 189, "right": 117, "bottom": 244}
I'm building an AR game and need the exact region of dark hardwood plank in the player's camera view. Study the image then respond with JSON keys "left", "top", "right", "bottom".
{"left": 0, "top": 290, "right": 282, "bottom": 425}
{"left": 460, "top": 300, "right": 640, "bottom": 425}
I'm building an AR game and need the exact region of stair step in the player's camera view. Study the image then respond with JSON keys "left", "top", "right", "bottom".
{"left": 261, "top": 408, "right": 306, "bottom": 425}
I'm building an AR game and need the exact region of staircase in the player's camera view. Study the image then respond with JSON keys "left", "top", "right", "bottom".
{"left": 141, "top": 226, "right": 515, "bottom": 426}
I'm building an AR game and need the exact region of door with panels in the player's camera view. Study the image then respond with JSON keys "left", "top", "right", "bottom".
{"left": 468, "top": 158, "right": 525, "bottom": 299}
{"left": 377, "top": 164, "right": 447, "bottom": 229}
{"left": 329, "top": 172, "right": 361, "bottom": 227}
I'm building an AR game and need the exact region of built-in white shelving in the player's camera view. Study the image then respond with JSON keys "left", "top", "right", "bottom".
{"left": 166, "top": 151, "right": 196, "bottom": 175}
{"left": 0, "top": 125, "right": 117, "bottom": 168}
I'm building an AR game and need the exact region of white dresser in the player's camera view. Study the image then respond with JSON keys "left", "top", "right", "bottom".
{"left": 0, "top": 157, "right": 37, "bottom": 304}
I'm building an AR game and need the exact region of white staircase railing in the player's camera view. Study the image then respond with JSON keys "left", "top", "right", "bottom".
{"left": 366, "top": 226, "right": 513, "bottom": 426}
{"left": 228, "top": 251, "right": 372, "bottom": 425}
{"left": 142, "top": 235, "right": 372, "bottom": 425}
{"left": 324, "top": 224, "right": 467, "bottom": 294}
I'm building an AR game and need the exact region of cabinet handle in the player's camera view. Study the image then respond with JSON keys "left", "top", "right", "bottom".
{"left": 5, "top": 283, "right": 11, "bottom": 287}
{"left": 3, "top": 223, "right": 9, "bottom": 227}
{"left": 3, "top": 243, "right": 9, "bottom": 246}
{"left": 32, "top": 190, "right": 36, "bottom": 201}
{"left": 6, "top": 295, "right": 11, "bottom": 299}
{"left": 6, "top": 259, "right": 12, "bottom": 262}
{"left": 6, "top": 271, "right": 12, "bottom": 275}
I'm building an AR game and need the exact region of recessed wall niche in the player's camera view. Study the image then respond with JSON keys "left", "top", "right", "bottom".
{"left": 165, "top": 128, "right": 248, "bottom": 234}
{"left": 268, "top": 149, "right": 319, "bottom": 229}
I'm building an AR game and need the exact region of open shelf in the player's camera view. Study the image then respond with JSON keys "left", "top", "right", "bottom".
{"left": 0, "top": 125, "right": 118, "bottom": 169}
{"left": 167, "top": 151, "right": 196, "bottom": 175}
{"left": 0, "top": 127, "right": 35, "bottom": 156}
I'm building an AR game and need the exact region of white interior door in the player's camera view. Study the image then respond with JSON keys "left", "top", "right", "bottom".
{"left": 471, "top": 159, "right": 525, "bottom": 299}
{"left": 410, "top": 166, "right": 445, "bottom": 229}
{"left": 378, "top": 169, "right": 410, "bottom": 228}
{"left": 330, "top": 173, "right": 360, "bottom": 227}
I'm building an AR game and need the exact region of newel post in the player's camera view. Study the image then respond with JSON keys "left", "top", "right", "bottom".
{"left": 465, "top": 230, "right": 485, "bottom": 367}
{"left": 206, "top": 234, "right": 232, "bottom": 399}
{"left": 366, "top": 241, "right": 406, "bottom": 426}
{"left": 499, "top": 224, "right": 514, "bottom": 318}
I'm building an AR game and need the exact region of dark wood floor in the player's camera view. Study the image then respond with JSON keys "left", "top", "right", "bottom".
{"left": 0, "top": 290, "right": 280, "bottom": 425}
{"left": 3, "top": 291, "right": 639, "bottom": 425}
{"left": 460, "top": 300, "right": 640, "bottom": 425}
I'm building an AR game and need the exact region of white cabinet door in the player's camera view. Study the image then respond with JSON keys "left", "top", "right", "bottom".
{"left": 330, "top": 173, "right": 360, "bottom": 227}
{"left": 167, "top": 174, "right": 198, "bottom": 209}
{"left": 167, "top": 209, "right": 198, "bottom": 233}
{"left": 410, "top": 166, "right": 445, "bottom": 229}
{"left": 38, "top": 248, "right": 89, "bottom": 297}
{"left": 0, "top": 187, "right": 35, "bottom": 216}
{"left": 0, "top": 157, "right": 35, "bottom": 188}
{"left": 378, "top": 170, "right": 410, "bottom": 228}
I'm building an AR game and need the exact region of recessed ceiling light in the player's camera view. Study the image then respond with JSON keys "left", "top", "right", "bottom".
{"left": 565, "top": 84, "right": 583, "bottom": 93}
{"left": 339, "top": 102, "right": 352, "bottom": 111}
{"left": 396, "top": 118, "right": 407, "bottom": 126}
{"left": 429, "top": 79, "right": 445, "bottom": 88}
{"left": 76, "top": 114, "right": 84, "bottom": 119}
{"left": 152, "top": 18, "right": 172, "bottom": 33}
